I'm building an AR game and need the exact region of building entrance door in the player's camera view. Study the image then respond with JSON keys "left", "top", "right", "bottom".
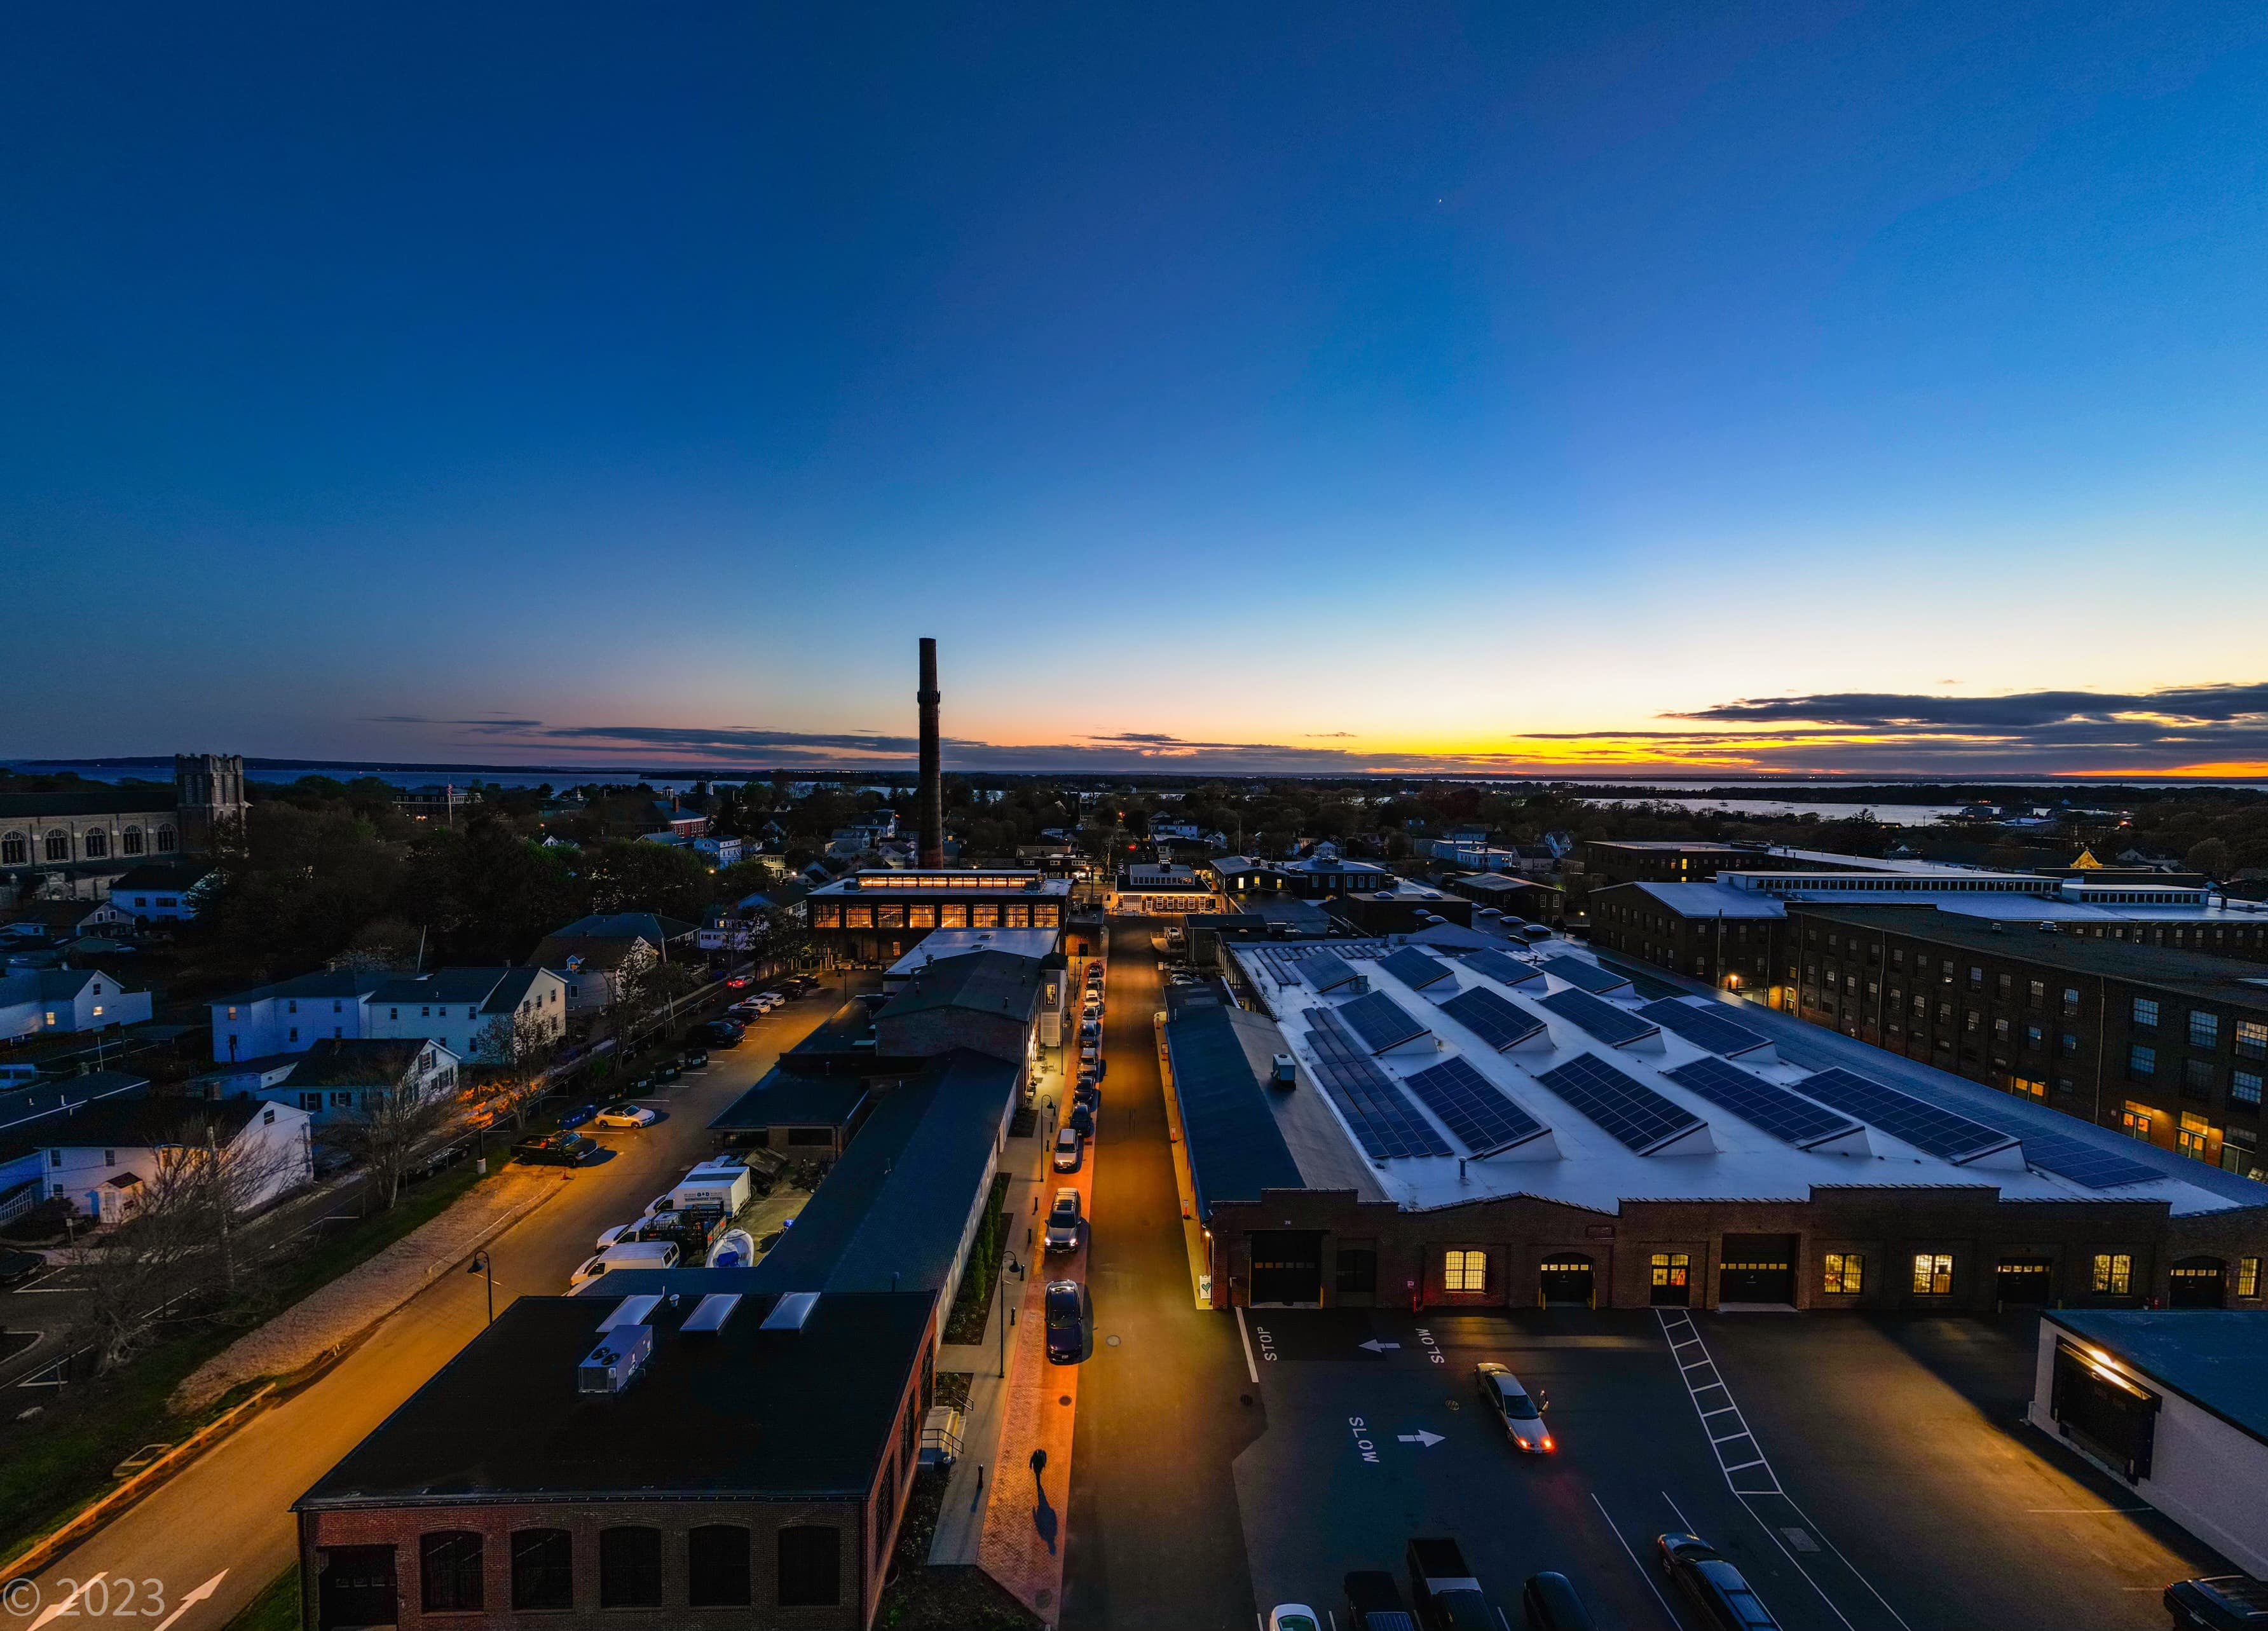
{"left": 317, "top": 1545, "right": 397, "bottom": 1631}
{"left": 1539, "top": 1254, "right": 1595, "bottom": 1306}
{"left": 1718, "top": 1234, "right": 1796, "bottom": 1304}
{"left": 1997, "top": 1257, "right": 2055, "bottom": 1304}
{"left": 1248, "top": 1231, "right": 1324, "bottom": 1306}
{"left": 2170, "top": 1257, "right": 2227, "bottom": 1308}
{"left": 1649, "top": 1252, "right": 1691, "bottom": 1306}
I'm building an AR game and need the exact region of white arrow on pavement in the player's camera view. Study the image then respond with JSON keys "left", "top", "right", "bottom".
{"left": 152, "top": 1570, "right": 227, "bottom": 1631}
{"left": 28, "top": 1574, "right": 104, "bottom": 1630}
{"left": 1398, "top": 1430, "right": 1446, "bottom": 1447}
{"left": 1358, "top": 1339, "right": 1400, "bottom": 1352}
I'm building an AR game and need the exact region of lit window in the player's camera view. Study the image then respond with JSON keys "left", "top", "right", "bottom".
{"left": 2131, "top": 997, "right": 2159, "bottom": 1029}
{"left": 1911, "top": 1253, "right": 1953, "bottom": 1296}
{"left": 2122, "top": 1103, "right": 2154, "bottom": 1142}
{"left": 1443, "top": 1249, "right": 1487, "bottom": 1293}
{"left": 2240, "top": 1258, "right": 2262, "bottom": 1299}
{"left": 2178, "top": 1113, "right": 2212, "bottom": 1163}
{"left": 2092, "top": 1253, "right": 2133, "bottom": 1295}
{"left": 1822, "top": 1252, "right": 1864, "bottom": 1294}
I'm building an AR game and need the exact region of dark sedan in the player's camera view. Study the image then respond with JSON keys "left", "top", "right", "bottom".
{"left": 1045, "top": 1279, "right": 1093, "bottom": 1365}
{"left": 1655, "top": 1534, "right": 1779, "bottom": 1631}
{"left": 511, "top": 1132, "right": 599, "bottom": 1166}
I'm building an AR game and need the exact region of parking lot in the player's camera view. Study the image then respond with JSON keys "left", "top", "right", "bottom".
{"left": 1229, "top": 1305, "right": 2224, "bottom": 1631}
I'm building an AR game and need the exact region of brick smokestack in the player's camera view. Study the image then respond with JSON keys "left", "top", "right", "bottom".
{"left": 917, "top": 637, "right": 944, "bottom": 868}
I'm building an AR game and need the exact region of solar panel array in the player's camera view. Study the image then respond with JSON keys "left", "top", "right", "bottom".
{"left": 1538, "top": 954, "right": 1632, "bottom": 995}
{"left": 1304, "top": 1007, "right": 1452, "bottom": 1159}
{"left": 1638, "top": 999, "right": 1770, "bottom": 1057}
{"left": 1379, "top": 946, "right": 1453, "bottom": 989}
{"left": 1337, "top": 989, "right": 1430, "bottom": 1054}
{"left": 1299, "top": 949, "right": 1363, "bottom": 993}
{"left": 1538, "top": 986, "right": 1661, "bottom": 1049}
{"left": 1402, "top": 1056, "right": 1547, "bottom": 1155}
{"left": 1437, "top": 986, "right": 1548, "bottom": 1051}
{"left": 1243, "top": 941, "right": 1390, "bottom": 990}
{"left": 1664, "top": 1058, "right": 1861, "bottom": 1149}
{"left": 1996, "top": 1126, "right": 2161, "bottom": 1190}
{"left": 1459, "top": 948, "right": 1546, "bottom": 988}
{"left": 1536, "top": 1053, "right": 1707, "bottom": 1154}
{"left": 1793, "top": 1068, "right": 2018, "bottom": 1163}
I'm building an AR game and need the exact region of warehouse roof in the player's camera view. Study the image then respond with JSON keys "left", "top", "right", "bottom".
{"left": 707, "top": 1067, "right": 872, "bottom": 1133}
{"left": 2042, "top": 1309, "right": 2268, "bottom": 1444}
{"left": 1162, "top": 988, "right": 1307, "bottom": 1221}
{"left": 295, "top": 1286, "right": 933, "bottom": 1506}
{"left": 876, "top": 950, "right": 1042, "bottom": 1023}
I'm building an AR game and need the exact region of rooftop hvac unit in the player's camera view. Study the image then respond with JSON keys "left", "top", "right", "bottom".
{"left": 578, "top": 1325, "right": 653, "bottom": 1395}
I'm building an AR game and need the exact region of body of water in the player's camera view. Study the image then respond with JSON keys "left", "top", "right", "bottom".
{"left": 1576, "top": 795, "right": 1966, "bottom": 827}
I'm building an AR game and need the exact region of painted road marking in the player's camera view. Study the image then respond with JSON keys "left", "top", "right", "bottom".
{"left": 1590, "top": 1493, "right": 1683, "bottom": 1630}
{"left": 151, "top": 1571, "right": 226, "bottom": 1631}
{"left": 1251, "top": 1323, "right": 1280, "bottom": 1364}
{"left": 1397, "top": 1430, "right": 1445, "bottom": 1447}
{"left": 1348, "top": 1416, "right": 1381, "bottom": 1464}
{"left": 1414, "top": 1327, "right": 1445, "bottom": 1365}
{"left": 1235, "top": 1305, "right": 1259, "bottom": 1383}
{"left": 1358, "top": 1338, "right": 1400, "bottom": 1353}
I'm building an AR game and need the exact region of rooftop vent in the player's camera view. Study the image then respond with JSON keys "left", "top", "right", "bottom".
{"left": 683, "top": 1293, "right": 742, "bottom": 1333}
{"left": 762, "top": 1292, "right": 821, "bottom": 1332}
{"left": 598, "top": 1294, "right": 664, "bottom": 1331}
{"left": 578, "top": 1325, "right": 653, "bottom": 1395}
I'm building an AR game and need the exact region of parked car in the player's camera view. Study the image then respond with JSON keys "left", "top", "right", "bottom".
{"left": 728, "top": 999, "right": 763, "bottom": 1018}
{"left": 556, "top": 1103, "right": 597, "bottom": 1130}
{"left": 685, "top": 1047, "right": 711, "bottom": 1067}
{"left": 1656, "top": 1534, "right": 1779, "bottom": 1631}
{"left": 596, "top": 1224, "right": 631, "bottom": 1250}
{"left": 569, "top": 1239, "right": 678, "bottom": 1290}
{"left": 2166, "top": 1576, "right": 2268, "bottom": 1630}
{"left": 1407, "top": 1538, "right": 1496, "bottom": 1631}
{"left": 1044, "top": 1187, "right": 1084, "bottom": 1252}
{"left": 657, "top": 1062, "right": 682, "bottom": 1082}
{"left": 1519, "top": 1572, "right": 1595, "bottom": 1631}
{"left": 1044, "top": 1278, "right": 1093, "bottom": 1365}
{"left": 702, "top": 1021, "right": 743, "bottom": 1048}
{"left": 1067, "top": 1102, "right": 1095, "bottom": 1140}
{"left": 1053, "top": 1126, "right": 1085, "bottom": 1173}
{"left": 592, "top": 1103, "right": 657, "bottom": 1129}
{"left": 1475, "top": 1362, "right": 1554, "bottom": 1453}
{"left": 512, "top": 1133, "right": 599, "bottom": 1166}
{"left": 1345, "top": 1571, "right": 1418, "bottom": 1631}
{"left": 1073, "top": 1082, "right": 1100, "bottom": 1113}
{"left": 1267, "top": 1609, "right": 1321, "bottom": 1631}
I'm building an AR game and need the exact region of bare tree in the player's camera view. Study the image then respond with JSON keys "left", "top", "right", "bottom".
{"left": 470, "top": 1006, "right": 564, "bottom": 1131}
{"left": 320, "top": 1082, "right": 463, "bottom": 1213}
{"left": 68, "top": 1115, "right": 304, "bottom": 1374}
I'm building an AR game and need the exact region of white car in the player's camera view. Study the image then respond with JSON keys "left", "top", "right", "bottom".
{"left": 1044, "top": 1187, "right": 1084, "bottom": 1252}
{"left": 591, "top": 1103, "right": 657, "bottom": 1129}
{"left": 595, "top": 1224, "right": 630, "bottom": 1251}
{"left": 1267, "top": 1609, "right": 1321, "bottom": 1631}
{"left": 1475, "top": 1361, "right": 1555, "bottom": 1454}
{"left": 570, "top": 1239, "right": 678, "bottom": 1290}
{"left": 1053, "top": 1126, "right": 1084, "bottom": 1173}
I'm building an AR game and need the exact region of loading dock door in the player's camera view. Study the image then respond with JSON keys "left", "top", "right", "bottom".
{"left": 1719, "top": 1234, "right": 1796, "bottom": 1304}
{"left": 1248, "top": 1231, "right": 1325, "bottom": 1306}
{"left": 2170, "top": 1257, "right": 2227, "bottom": 1308}
{"left": 1997, "top": 1257, "right": 2056, "bottom": 1304}
{"left": 317, "top": 1545, "right": 397, "bottom": 1631}
{"left": 2051, "top": 1339, "right": 2160, "bottom": 1482}
{"left": 1540, "top": 1254, "right": 1595, "bottom": 1306}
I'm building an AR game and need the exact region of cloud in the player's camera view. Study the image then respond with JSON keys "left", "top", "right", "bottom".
{"left": 1671, "top": 683, "right": 2268, "bottom": 733}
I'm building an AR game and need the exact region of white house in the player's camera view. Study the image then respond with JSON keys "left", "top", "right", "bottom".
{"left": 366, "top": 967, "right": 569, "bottom": 1061}
{"left": 270, "top": 1037, "right": 459, "bottom": 1125}
{"left": 0, "top": 968, "right": 153, "bottom": 1042}
{"left": 106, "top": 864, "right": 212, "bottom": 924}
{"left": 29, "top": 1095, "right": 313, "bottom": 1223}
{"left": 524, "top": 934, "right": 657, "bottom": 1014}
{"left": 208, "top": 971, "right": 390, "bottom": 1064}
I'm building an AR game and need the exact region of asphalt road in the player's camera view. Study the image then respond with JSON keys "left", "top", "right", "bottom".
{"left": 1062, "top": 922, "right": 1264, "bottom": 1631}
{"left": 8, "top": 986, "right": 852, "bottom": 1631}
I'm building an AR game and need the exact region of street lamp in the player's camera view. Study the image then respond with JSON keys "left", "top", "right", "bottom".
{"left": 998, "top": 1250, "right": 1023, "bottom": 1377}
{"left": 467, "top": 1248, "right": 495, "bottom": 1325}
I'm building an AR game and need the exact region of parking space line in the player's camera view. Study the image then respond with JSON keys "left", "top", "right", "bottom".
{"left": 1591, "top": 1492, "right": 1683, "bottom": 1630}
{"left": 1235, "top": 1304, "right": 1259, "bottom": 1384}
{"left": 1700, "top": 1405, "right": 1738, "bottom": 1418}
{"left": 1720, "top": 1457, "right": 1766, "bottom": 1473}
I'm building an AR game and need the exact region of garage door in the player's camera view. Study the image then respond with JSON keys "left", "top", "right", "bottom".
{"left": 1248, "top": 1231, "right": 1325, "bottom": 1306}
{"left": 1997, "top": 1257, "right": 2055, "bottom": 1304}
{"left": 1718, "top": 1234, "right": 1796, "bottom": 1305}
{"left": 2171, "top": 1257, "right": 2226, "bottom": 1308}
{"left": 1540, "top": 1254, "right": 1595, "bottom": 1306}
{"left": 2051, "top": 1339, "right": 2160, "bottom": 1481}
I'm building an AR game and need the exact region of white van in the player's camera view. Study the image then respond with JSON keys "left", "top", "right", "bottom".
{"left": 570, "top": 1239, "right": 678, "bottom": 1290}
{"left": 670, "top": 1159, "right": 753, "bottom": 1215}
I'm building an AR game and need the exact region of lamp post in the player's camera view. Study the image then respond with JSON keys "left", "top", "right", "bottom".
{"left": 467, "top": 1248, "right": 494, "bottom": 1325}
{"left": 998, "top": 1250, "right": 1023, "bottom": 1377}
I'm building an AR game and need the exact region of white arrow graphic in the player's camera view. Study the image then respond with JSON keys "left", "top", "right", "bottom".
{"left": 1398, "top": 1430, "right": 1445, "bottom": 1447}
{"left": 153, "top": 1570, "right": 227, "bottom": 1631}
{"left": 29, "top": 1574, "right": 104, "bottom": 1630}
{"left": 1358, "top": 1339, "right": 1400, "bottom": 1352}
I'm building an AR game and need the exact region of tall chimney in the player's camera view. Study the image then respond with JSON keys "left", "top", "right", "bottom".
{"left": 917, "top": 637, "right": 944, "bottom": 868}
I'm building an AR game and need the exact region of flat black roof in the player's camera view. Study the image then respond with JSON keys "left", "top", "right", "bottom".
{"left": 1163, "top": 990, "right": 1306, "bottom": 1222}
{"left": 295, "top": 1285, "right": 934, "bottom": 1508}
{"left": 1791, "top": 904, "right": 2268, "bottom": 1007}
{"left": 877, "top": 949, "right": 1042, "bottom": 1023}
{"left": 707, "top": 1067, "right": 872, "bottom": 1133}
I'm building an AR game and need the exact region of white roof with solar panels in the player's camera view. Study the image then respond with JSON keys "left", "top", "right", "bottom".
{"left": 1226, "top": 936, "right": 2254, "bottom": 1217}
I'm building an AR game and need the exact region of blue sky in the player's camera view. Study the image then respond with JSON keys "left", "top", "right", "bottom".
{"left": 6, "top": 3, "right": 2266, "bottom": 776}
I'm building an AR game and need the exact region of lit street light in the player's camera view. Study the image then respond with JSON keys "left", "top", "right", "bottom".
{"left": 467, "top": 1248, "right": 495, "bottom": 1325}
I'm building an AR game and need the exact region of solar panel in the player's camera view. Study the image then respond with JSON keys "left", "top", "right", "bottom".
{"left": 1300, "top": 950, "right": 1363, "bottom": 992}
{"left": 1459, "top": 948, "right": 1546, "bottom": 988}
{"left": 1538, "top": 987, "right": 1660, "bottom": 1049}
{"left": 1379, "top": 946, "right": 1453, "bottom": 990}
{"left": 1304, "top": 1007, "right": 1452, "bottom": 1159}
{"left": 1402, "top": 1056, "right": 1547, "bottom": 1155}
{"left": 1538, "top": 954, "right": 1631, "bottom": 995}
{"left": 1535, "top": 1053, "right": 1706, "bottom": 1154}
{"left": 1793, "top": 1068, "right": 2018, "bottom": 1163}
{"left": 1639, "top": 999, "right": 1770, "bottom": 1057}
{"left": 1665, "top": 1058, "right": 1860, "bottom": 1149}
{"left": 1436, "top": 986, "right": 1547, "bottom": 1051}
{"left": 1337, "top": 990, "right": 1430, "bottom": 1054}
{"left": 2000, "top": 1127, "right": 2161, "bottom": 1190}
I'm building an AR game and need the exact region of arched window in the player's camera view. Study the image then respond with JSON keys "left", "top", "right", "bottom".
{"left": 121, "top": 828, "right": 144, "bottom": 856}
{"left": 509, "top": 1529, "right": 572, "bottom": 1611}
{"left": 1, "top": 833, "right": 24, "bottom": 864}
{"left": 44, "top": 830, "right": 71, "bottom": 861}
{"left": 154, "top": 825, "right": 176, "bottom": 853}
{"left": 420, "top": 1531, "right": 484, "bottom": 1613}
{"left": 83, "top": 829, "right": 108, "bottom": 859}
